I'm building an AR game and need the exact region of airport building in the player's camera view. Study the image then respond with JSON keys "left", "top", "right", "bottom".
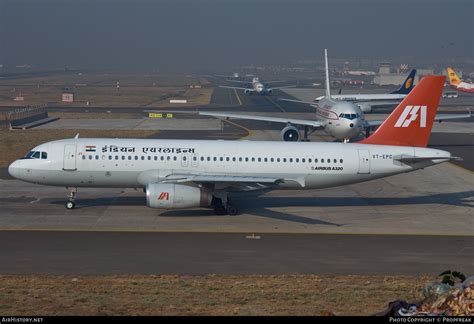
{"left": 373, "top": 62, "right": 433, "bottom": 86}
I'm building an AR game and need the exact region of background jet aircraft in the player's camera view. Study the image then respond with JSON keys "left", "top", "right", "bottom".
{"left": 447, "top": 67, "right": 474, "bottom": 94}
{"left": 219, "top": 76, "right": 295, "bottom": 95}
{"left": 318, "top": 69, "right": 417, "bottom": 112}
{"left": 201, "top": 50, "right": 470, "bottom": 142}
{"left": 8, "top": 76, "right": 457, "bottom": 216}
{"left": 215, "top": 72, "right": 241, "bottom": 80}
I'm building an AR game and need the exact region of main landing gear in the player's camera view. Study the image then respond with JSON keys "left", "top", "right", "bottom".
{"left": 211, "top": 195, "right": 239, "bottom": 216}
{"left": 301, "top": 126, "right": 312, "bottom": 142}
{"left": 65, "top": 187, "right": 77, "bottom": 209}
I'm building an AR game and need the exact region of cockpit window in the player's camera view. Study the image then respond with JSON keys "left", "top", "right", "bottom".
{"left": 339, "top": 113, "right": 359, "bottom": 120}
{"left": 21, "top": 151, "right": 47, "bottom": 159}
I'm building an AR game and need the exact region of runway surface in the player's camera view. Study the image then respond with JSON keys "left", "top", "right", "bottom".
{"left": 0, "top": 231, "right": 472, "bottom": 276}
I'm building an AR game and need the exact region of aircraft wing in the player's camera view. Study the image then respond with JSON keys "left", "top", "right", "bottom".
{"left": 355, "top": 100, "right": 400, "bottom": 106}
{"left": 433, "top": 111, "right": 472, "bottom": 121}
{"left": 219, "top": 85, "right": 251, "bottom": 91}
{"left": 224, "top": 80, "right": 251, "bottom": 84}
{"left": 264, "top": 80, "right": 286, "bottom": 84}
{"left": 162, "top": 174, "right": 284, "bottom": 184}
{"left": 278, "top": 98, "right": 317, "bottom": 105}
{"left": 198, "top": 111, "right": 325, "bottom": 128}
{"left": 365, "top": 111, "right": 472, "bottom": 128}
{"left": 144, "top": 173, "right": 306, "bottom": 190}
{"left": 269, "top": 85, "right": 297, "bottom": 90}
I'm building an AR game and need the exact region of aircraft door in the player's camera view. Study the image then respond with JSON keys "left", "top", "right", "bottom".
{"left": 357, "top": 149, "right": 370, "bottom": 174}
{"left": 63, "top": 144, "right": 77, "bottom": 171}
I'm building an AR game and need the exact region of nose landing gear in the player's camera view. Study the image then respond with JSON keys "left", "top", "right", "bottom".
{"left": 65, "top": 187, "right": 77, "bottom": 209}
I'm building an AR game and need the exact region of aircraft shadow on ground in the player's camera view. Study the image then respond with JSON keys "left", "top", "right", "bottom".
{"left": 48, "top": 190, "right": 474, "bottom": 225}
{"left": 245, "top": 190, "right": 474, "bottom": 208}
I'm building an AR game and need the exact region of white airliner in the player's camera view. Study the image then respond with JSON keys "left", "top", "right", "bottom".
{"left": 219, "top": 76, "right": 295, "bottom": 95}
{"left": 8, "top": 76, "right": 458, "bottom": 215}
{"left": 200, "top": 50, "right": 469, "bottom": 142}
{"left": 316, "top": 69, "right": 417, "bottom": 112}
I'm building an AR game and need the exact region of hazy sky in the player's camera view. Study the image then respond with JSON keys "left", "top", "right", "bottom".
{"left": 0, "top": 0, "right": 472, "bottom": 72}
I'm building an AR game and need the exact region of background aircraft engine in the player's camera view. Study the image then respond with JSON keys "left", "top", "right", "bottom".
{"left": 146, "top": 183, "right": 212, "bottom": 209}
{"left": 357, "top": 103, "right": 372, "bottom": 113}
{"left": 267, "top": 89, "right": 273, "bottom": 94}
{"left": 281, "top": 125, "right": 300, "bottom": 141}
{"left": 244, "top": 89, "right": 252, "bottom": 94}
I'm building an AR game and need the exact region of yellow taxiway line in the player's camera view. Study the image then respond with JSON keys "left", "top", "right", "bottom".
{"left": 234, "top": 88, "right": 242, "bottom": 106}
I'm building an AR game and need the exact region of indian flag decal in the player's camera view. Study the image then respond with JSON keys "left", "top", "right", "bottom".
{"left": 85, "top": 145, "right": 96, "bottom": 152}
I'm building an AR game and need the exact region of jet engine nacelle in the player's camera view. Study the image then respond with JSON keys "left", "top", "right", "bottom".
{"left": 357, "top": 103, "right": 372, "bottom": 113}
{"left": 146, "top": 183, "right": 212, "bottom": 209}
{"left": 244, "top": 89, "right": 252, "bottom": 95}
{"left": 281, "top": 125, "right": 300, "bottom": 142}
{"left": 266, "top": 89, "right": 273, "bottom": 94}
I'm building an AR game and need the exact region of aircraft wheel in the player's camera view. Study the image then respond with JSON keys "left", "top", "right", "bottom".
{"left": 226, "top": 204, "right": 239, "bottom": 216}
{"left": 65, "top": 201, "right": 75, "bottom": 210}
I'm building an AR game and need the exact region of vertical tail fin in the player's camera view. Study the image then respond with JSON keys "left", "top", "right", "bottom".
{"left": 324, "top": 49, "right": 331, "bottom": 98}
{"left": 360, "top": 76, "right": 445, "bottom": 147}
{"left": 447, "top": 67, "right": 461, "bottom": 86}
{"left": 391, "top": 69, "right": 416, "bottom": 94}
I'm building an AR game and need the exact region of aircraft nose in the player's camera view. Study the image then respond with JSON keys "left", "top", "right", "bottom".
{"left": 8, "top": 160, "right": 21, "bottom": 179}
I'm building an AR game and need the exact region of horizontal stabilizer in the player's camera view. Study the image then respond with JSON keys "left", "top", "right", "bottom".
{"left": 394, "top": 155, "right": 460, "bottom": 163}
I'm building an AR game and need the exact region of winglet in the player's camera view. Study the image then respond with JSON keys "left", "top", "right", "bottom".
{"left": 391, "top": 69, "right": 416, "bottom": 94}
{"left": 324, "top": 49, "right": 331, "bottom": 98}
{"left": 74, "top": 133, "right": 79, "bottom": 139}
{"left": 360, "top": 76, "right": 445, "bottom": 147}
